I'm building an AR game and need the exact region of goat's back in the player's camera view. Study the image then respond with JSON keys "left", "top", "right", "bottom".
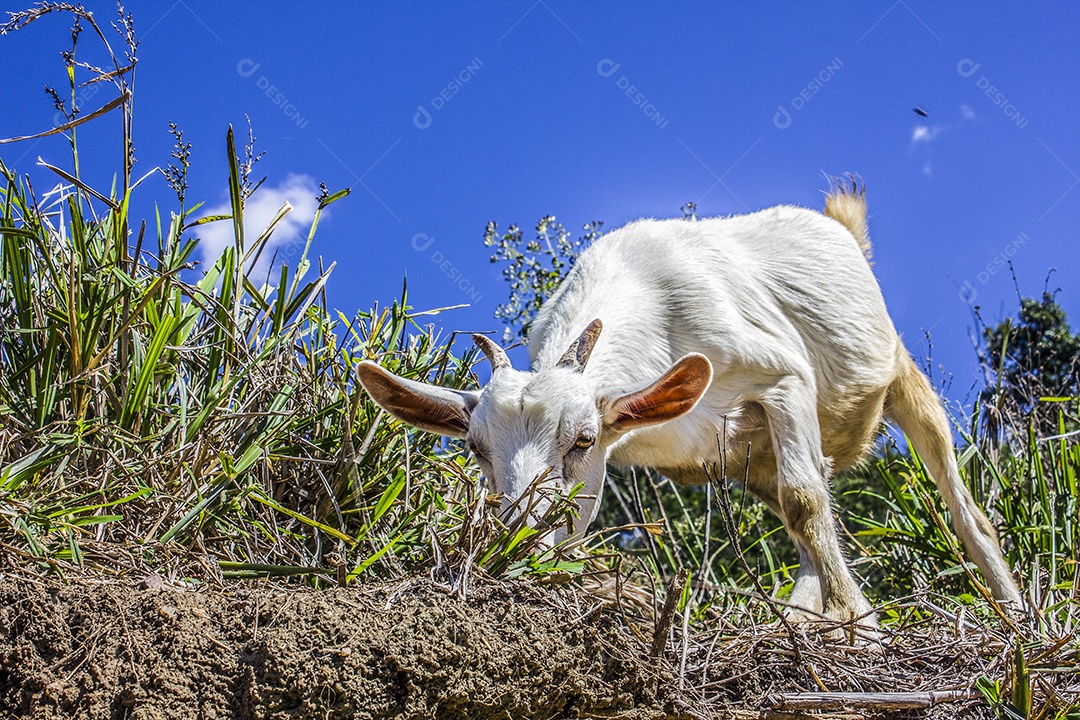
{"left": 531, "top": 204, "right": 899, "bottom": 379}
{"left": 529, "top": 203, "right": 904, "bottom": 473}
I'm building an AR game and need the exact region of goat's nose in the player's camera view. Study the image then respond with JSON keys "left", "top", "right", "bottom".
{"left": 533, "top": 532, "right": 556, "bottom": 552}
{"left": 497, "top": 494, "right": 516, "bottom": 519}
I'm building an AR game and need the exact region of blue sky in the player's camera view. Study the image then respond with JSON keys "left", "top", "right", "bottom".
{"left": 3, "top": 2, "right": 1078, "bottom": 416}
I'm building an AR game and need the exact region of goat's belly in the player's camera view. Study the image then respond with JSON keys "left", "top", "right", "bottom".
{"left": 606, "top": 387, "right": 887, "bottom": 485}
{"left": 606, "top": 402, "right": 762, "bottom": 479}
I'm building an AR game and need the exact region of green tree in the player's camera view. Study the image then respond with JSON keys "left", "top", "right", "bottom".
{"left": 484, "top": 217, "right": 603, "bottom": 344}
{"left": 978, "top": 291, "right": 1080, "bottom": 440}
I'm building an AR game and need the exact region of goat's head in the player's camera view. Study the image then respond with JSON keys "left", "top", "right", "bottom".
{"left": 356, "top": 320, "right": 712, "bottom": 546}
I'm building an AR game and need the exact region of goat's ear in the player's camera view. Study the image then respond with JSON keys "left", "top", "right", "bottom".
{"left": 602, "top": 353, "right": 712, "bottom": 433}
{"left": 357, "top": 361, "right": 479, "bottom": 438}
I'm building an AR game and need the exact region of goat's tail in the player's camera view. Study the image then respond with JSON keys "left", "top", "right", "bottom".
{"left": 823, "top": 175, "right": 873, "bottom": 263}
{"left": 884, "top": 351, "right": 1024, "bottom": 606}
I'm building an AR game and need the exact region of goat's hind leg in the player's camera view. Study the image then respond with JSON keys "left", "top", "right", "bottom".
{"left": 886, "top": 353, "right": 1023, "bottom": 607}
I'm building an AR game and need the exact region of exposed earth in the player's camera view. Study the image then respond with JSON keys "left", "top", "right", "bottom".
{"left": 0, "top": 574, "right": 1009, "bottom": 719}
{"left": 0, "top": 575, "right": 671, "bottom": 720}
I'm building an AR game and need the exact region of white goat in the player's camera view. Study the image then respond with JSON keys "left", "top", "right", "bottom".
{"left": 358, "top": 181, "right": 1022, "bottom": 628}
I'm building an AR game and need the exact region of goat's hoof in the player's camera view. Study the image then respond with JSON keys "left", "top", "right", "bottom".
{"left": 782, "top": 605, "right": 823, "bottom": 625}
{"left": 780, "top": 605, "right": 883, "bottom": 645}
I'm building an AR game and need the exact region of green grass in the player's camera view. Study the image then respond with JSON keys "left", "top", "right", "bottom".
{"left": 841, "top": 416, "right": 1079, "bottom": 631}
{"left": 0, "top": 4, "right": 588, "bottom": 588}
{"left": 0, "top": 107, "right": 591, "bottom": 585}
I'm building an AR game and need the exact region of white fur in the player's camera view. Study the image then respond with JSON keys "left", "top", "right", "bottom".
{"left": 531, "top": 206, "right": 896, "bottom": 473}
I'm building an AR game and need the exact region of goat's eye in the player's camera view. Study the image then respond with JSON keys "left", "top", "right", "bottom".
{"left": 573, "top": 433, "right": 595, "bottom": 450}
{"left": 467, "top": 440, "right": 488, "bottom": 463}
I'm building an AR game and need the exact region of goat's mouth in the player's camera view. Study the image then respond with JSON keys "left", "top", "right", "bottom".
{"left": 490, "top": 469, "right": 584, "bottom": 550}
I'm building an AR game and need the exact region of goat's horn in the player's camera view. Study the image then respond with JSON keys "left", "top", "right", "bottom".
{"left": 557, "top": 319, "right": 603, "bottom": 372}
{"left": 473, "top": 333, "right": 512, "bottom": 371}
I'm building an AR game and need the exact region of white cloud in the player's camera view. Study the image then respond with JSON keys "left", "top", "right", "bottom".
{"left": 908, "top": 105, "right": 980, "bottom": 177}
{"left": 910, "top": 104, "right": 978, "bottom": 147}
{"left": 196, "top": 173, "right": 321, "bottom": 287}
{"left": 911, "top": 124, "right": 942, "bottom": 144}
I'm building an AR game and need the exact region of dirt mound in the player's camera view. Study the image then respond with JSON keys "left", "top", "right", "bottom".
{"left": 4, "top": 572, "right": 1043, "bottom": 720}
{"left": 0, "top": 576, "right": 669, "bottom": 720}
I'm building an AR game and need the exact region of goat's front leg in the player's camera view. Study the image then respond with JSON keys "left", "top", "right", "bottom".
{"left": 741, "top": 476, "right": 824, "bottom": 618}
{"left": 788, "top": 543, "right": 823, "bottom": 618}
{"left": 761, "top": 376, "right": 877, "bottom": 633}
